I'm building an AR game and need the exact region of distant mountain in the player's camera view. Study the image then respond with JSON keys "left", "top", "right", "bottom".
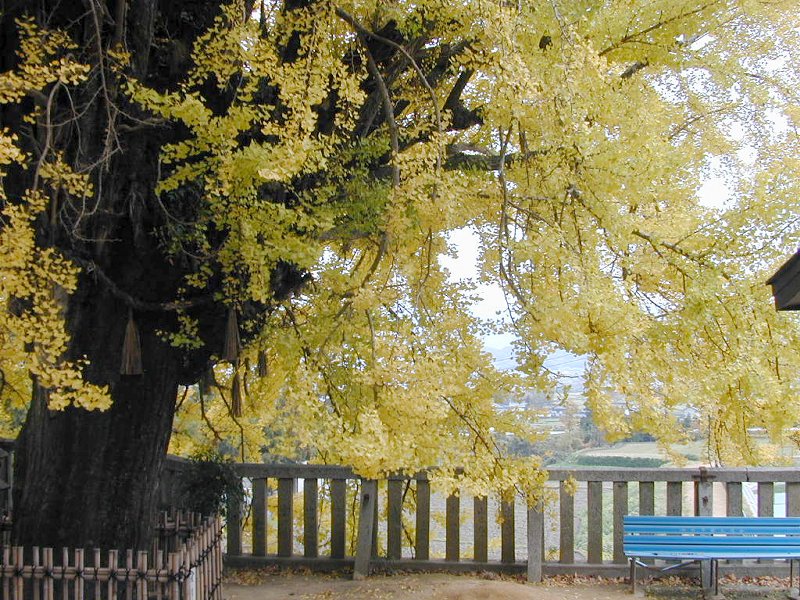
{"left": 485, "top": 344, "right": 517, "bottom": 371}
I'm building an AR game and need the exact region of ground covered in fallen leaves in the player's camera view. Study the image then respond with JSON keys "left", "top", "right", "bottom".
{"left": 222, "top": 569, "right": 796, "bottom": 599}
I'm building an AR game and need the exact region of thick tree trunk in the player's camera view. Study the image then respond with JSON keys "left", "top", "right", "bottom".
{"left": 4, "top": 0, "right": 230, "bottom": 550}
{"left": 12, "top": 288, "right": 182, "bottom": 550}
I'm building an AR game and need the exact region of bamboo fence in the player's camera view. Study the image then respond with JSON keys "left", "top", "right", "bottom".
{"left": 0, "top": 512, "right": 223, "bottom": 600}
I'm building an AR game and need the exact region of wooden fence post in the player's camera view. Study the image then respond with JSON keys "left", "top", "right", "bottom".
{"left": 353, "top": 480, "right": 377, "bottom": 580}
{"left": 527, "top": 500, "right": 544, "bottom": 583}
{"left": 696, "top": 474, "right": 714, "bottom": 592}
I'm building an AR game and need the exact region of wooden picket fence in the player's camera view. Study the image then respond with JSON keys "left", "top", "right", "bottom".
{"left": 0, "top": 512, "right": 223, "bottom": 600}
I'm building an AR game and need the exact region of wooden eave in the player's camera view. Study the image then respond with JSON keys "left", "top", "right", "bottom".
{"left": 768, "top": 251, "right": 800, "bottom": 311}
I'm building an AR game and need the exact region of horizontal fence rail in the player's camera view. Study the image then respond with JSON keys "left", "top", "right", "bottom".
{"left": 224, "top": 464, "right": 800, "bottom": 581}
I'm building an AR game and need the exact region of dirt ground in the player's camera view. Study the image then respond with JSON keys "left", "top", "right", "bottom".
{"left": 222, "top": 571, "right": 795, "bottom": 600}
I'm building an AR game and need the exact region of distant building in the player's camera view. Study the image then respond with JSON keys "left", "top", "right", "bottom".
{"left": 768, "top": 251, "right": 800, "bottom": 310}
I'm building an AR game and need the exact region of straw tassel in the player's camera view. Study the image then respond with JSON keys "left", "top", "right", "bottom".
{"left": 120, "top": 309, "right": 143, "bottom": 375}
{"left": 231, "top": 370, "right": 243, "bottom": 418}
{"left": 223, "top": 307, "right": 240, "bottom": 363}
{"left": 257, "top": 350, "right": 268, "bottom": 378}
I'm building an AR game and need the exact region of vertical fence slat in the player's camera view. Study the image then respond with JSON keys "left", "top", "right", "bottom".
{"left": 252, "top": 478, "right": 267, "bottom": 557}
{"left": 726, "top": 482, "right": 742, "bottom": 517}
{"left": 387, "top": 479, "right": 403, "bottom": 560}
{"left": 33, "top": 546, "right": 40, "bottom": 600}
{"left": 473, "top": 496, "right": 488, "bottom": 563}
{"left": 501, "top": 498, "right": 515, "bottom": 564}
{"left": 137, "top": 551, "right": 147, "bottom": 600}
{"left": 788, "top": 482, "right": 800, "bottom": 517}
{"left": 559, "top": 481, "right": 574, "bottom": 564}
{"left": 415, "top": 479, "right": 430, "bottom": 561}
{"left": 639, "top": 482, "right": 655, "bottom": 516}
{"left": 304, "top": 478, "right": 319, "bottom": 558}
{"left": 226, "top": 489, "right": 242, "bottom": 557}
{"left": 353, "top": 480, "right": 377, "bottom": 580}
{"left": 372, "top": 486, "right": 379, "bottom": 560}
{"left": 758, "top": 482, "right": 774, "bottom": 517}
{"left": 125, "top": 549, "right": 133, "bottom": 600}
{"left": 666, "top": 482, "right": 682, "bottom": 516}
{"left": 2, "top": 546, "right": 9, "bottom": 600}
{"left": 169, "top": 553, "right": 179, "bottom": 600}
{"left": 106, "top": 549, "right": 115, "bottom": 600}
{"left": 14, "top": 547, "right": 24, "bottom": 600}
{"left": 446, "top": 494, "right": 460, "bottom": 562}
{"left": 277, "top": 477, "right": 294, "bottom": 557}
{"left": 74, "top": 548, "right": 85, "bottom": 600}
{"left": 330, "top": 479, "right": 347, "bottom": 559}
{"left": 613, "top": 481, "right": 628, "bottom": 564}
{"left": 587, "top": 481, "right": 602, "bottom": 564}
{"left": 696, "top": 479, "right": 714, "bottom": 590}
{"left": 527, "top": 500, "right": 544, "bottom": 583}
{"left": 43, "top": 547, "right": 53, "bottom": 600}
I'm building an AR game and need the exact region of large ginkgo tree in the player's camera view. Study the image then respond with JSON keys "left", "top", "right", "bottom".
{"left": 1, "top": 0, "right": 799, "bottom": 549}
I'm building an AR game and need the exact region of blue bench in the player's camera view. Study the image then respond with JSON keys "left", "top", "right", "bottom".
{"left": 623, "top": 515, "right": 800, "bottom": 596}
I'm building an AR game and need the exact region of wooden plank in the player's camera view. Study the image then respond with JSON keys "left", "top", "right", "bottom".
{"left": 787, "top": 482, "right": 800, "bottom": 517}
{"left": 587, "top": 481, "right": 602, "bottom": 564}
{"left": 613, "top": 481, "right": 628, "bottom": 564}
{"left": 234, "top": 463, "right": 357, "bottom": 479}
{"left": 353, "top": 480, "right": 377, "bottom": 580}
{"left": 639, "top": 481, "right": 655, "bottom": 516}
{"left": 387, "top": 479, "right": 403, "bottom": 560}
{"left": 136, "top": 551, "right": 147, "bottom": 600}
{"left": 527, "top": 500, "right": 544, "bottom": 583}
{"left": 726, "top": 482, "right": 743, "bottom": 517}
{"left": 226, "top": 492, "right": 242, "bottom": 556}
{"left": 372, "top": 486, "right": 379, "bottom": 559}
{"left": 330, "top": 479, "right": 347, "bottom": 559}
{"left": 559, "top": 481, "right": 574, "bottom": 564}
{"left": 415, "top": 479, "right": 431, "bottom": 561}
{"left": 446, "top": 494, "right": 460, "bottom": 562}
{"left": 758, "top": 481, "right": 775, "bottom": 565}
{"left": 758, "top": 482, "right": 775, "bottom": 517}
{"left": 501, "top": 498, "right": 515, "bottom": 564}
{"left": 695, "top": 480, "right": 713, "bottom": 590}
{"left": 252, "top": 478, "right": 267, "bottom": 557}
{"left": 666, "top": 482, "right": 682, "bottom": 516}
{"left": 473, "top": 496, "right": 488, "bottom": 563}
{"left": 278, "top": 478, "right": 294, "bottom": 557}
{"left": 304, "top": 478, "right": 319, "bottom": 558}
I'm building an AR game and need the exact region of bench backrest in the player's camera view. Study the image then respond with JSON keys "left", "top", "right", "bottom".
{"left": 623, "top": 516, "right": 800, "bottom": 559}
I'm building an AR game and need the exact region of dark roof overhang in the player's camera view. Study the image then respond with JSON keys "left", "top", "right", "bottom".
{"left": 768, "top": 251, "right": 800, "bottom": 311}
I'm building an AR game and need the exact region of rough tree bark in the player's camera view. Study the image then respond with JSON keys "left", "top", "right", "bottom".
{"left": 3, "top": 0, "right": 232, "bottom": 550}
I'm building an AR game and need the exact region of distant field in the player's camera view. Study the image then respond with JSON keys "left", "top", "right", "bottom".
{"left": 561, "top": 441, "right": 705, "bottom": 466}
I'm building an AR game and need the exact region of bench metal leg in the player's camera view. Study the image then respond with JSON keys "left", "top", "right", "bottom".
{"left": 790, "top": 559, "right": 800, "bottom": 600}
{"left": 629, "top": 558, "right": 645, "bottom": 596}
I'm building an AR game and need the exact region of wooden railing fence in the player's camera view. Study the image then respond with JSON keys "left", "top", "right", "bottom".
{"left": 224, "top": 463, "right": 800, "bottom": 583}
{"left": 0, "top": 439, "right": 223, "bottom": 600}
{"left": 0, "top": 512, "right": 223, "bottom": 600}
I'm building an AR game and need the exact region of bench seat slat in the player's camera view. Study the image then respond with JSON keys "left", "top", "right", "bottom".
{"left": 625, "top": 525, "right": 800, "bottom": 535}
{"left": 625, "top": 545, "right": 800, "bottom": 559}
{"left": 624, "top": 516, "right": 800, "bottom": 527}
{"left": 625, "top": 534, "right": 800, "bottom": 546}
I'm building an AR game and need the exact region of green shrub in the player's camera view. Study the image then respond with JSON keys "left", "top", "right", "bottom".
{"left": 177, "top": 449, "right": 244, "bottom": 517}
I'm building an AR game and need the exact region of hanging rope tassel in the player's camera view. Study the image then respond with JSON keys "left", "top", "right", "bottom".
{"left": 223, "top": 307, "right": 240, "bottom": 363}
{"left": 120, "top": 309, "right": 143, "bottom": 375}
{"left": 231, "top": 369, "right": 243, "bottom": 418}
